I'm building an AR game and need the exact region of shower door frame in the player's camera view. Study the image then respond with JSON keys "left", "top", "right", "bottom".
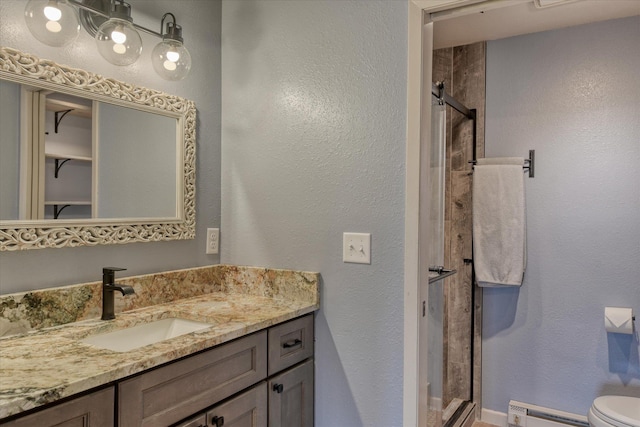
{"left": 404, "top": 1, "right": 486, "bottom": 425}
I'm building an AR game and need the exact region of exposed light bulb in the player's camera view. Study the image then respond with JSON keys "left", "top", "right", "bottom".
{"left": 152, "top": 19, "right": 191, "bottom": 81}
{"left": 111, "top": 27, "right": 127, "bottom": 44}
{"left": 113, "top": 43, "right": 126, "bottom": 54}
{"left": 95, "top": 14, "right": 142, "bottom": 66}
{"left": 25, "top": 0, "right": 80, "bottom": 46}
{"left": 166, "top": 49, "right": 180, "bottom": 62}
{"left": 45, "top": 20, "right": 62, "bottom": 32}
{"left": 43, "top": 2, "right": 62, "bottom": 21}
{"left": 95, "top": 1, "right": 141, "bottom": 65}
{"left": 152, "top": 40, "right": 191, "bottom": 80}
{"left": 163, "top": 60, "right": 177, "bottom": 71}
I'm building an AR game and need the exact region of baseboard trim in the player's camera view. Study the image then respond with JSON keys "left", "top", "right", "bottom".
{"left": 481, "top": 408, "right": 508, "bottom": 427}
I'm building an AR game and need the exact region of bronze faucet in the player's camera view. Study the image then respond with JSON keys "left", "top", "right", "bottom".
{"left": 101, "top": 267, "right": 135, "bottom": 320}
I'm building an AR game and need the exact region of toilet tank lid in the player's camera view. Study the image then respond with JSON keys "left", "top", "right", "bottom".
{"left": 593, "top": 396, "right": 640, "bottom": 427}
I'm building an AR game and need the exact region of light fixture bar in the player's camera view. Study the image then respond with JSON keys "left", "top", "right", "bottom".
{"left": 67, "top": 0, "right": 162, "bottom": 38}
{"left": 131, "top": 20, "right": 162, "bottom": 38}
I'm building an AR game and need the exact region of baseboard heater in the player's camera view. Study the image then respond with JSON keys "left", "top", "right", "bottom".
{"left": 508, "top": 400, "right": 589, "bottom": 427}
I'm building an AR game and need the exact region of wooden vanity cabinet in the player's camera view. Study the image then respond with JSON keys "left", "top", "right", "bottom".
{"left": 267, "top": 314, "right": 315, "bottom": 427}
{"left": 173, "top": 314, "right": 315, "bottom": 427}
{"left": 118, "top": 331, "right": 267, "bottom": 427}
{"left": 0, "top": 386, "right": 114, "bottom": 427}
{"left": 1, "top": 314, "right": 314, "bottom": 427}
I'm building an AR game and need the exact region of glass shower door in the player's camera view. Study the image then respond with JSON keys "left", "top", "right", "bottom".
{"left": 427, "top": 95, "right": 446, "bottom": 427}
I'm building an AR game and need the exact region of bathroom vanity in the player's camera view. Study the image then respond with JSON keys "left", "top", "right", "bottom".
{"left": 0, "top": 48, "right": 317, "bottom": 427}
{"left": 0, "top": 265, "right": 319, "bottom": 427}
{"left": 2, "top": 315, "right": 313, "bottom": 427}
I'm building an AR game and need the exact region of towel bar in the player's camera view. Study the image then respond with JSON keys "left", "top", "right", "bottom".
{"left": 468, "top": 150, "right": 535, "bottom": 178}
{"left": 524, "top": 149, "right": 534, "bottom": 177}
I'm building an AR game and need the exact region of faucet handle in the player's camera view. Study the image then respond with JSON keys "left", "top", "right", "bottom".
{"left": 103, "top": 267, "right": 127, "bottom": 281}
{"left": 103, "top": 267, "right": 127, "bottom": 274}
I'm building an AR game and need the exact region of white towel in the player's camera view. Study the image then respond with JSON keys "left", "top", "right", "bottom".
{"left": 473, "top": 157, "right": 526, "bottom": 287}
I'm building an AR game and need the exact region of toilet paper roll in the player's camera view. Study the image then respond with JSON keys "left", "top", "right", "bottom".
{"left": 604, "top": 307, "right": 634, "bottom": 334}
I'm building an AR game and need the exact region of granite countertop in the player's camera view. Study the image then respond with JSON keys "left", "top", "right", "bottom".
{"left": 0, "top": 265, "right": 319, "bottom": 419}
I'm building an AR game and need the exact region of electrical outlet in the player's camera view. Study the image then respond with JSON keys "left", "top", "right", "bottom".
{"left": 343, "top": 232, "right": 371, "bottom": 264}
{"left": 206, "top": 228, "right": 219, "bottom": 254}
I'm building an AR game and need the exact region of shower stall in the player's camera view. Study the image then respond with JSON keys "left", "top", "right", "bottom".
{"left": 426, "top": 80, "right": 478, "bottom": 427}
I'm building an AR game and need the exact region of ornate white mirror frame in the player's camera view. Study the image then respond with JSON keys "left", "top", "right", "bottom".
{"left": 0, "top": 47, "right": 196, "bottom": 251}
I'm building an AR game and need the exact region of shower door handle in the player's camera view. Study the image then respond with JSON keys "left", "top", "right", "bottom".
{"left": 429, "top": 266, "right": 452, "bottom": 275}
{"left": 428, "top": 266, "right": 457, "bottom": 284}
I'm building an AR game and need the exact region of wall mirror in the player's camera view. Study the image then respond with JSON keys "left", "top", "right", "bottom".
{"left": 0, "top": 47, "right": 196, "bottom": 251}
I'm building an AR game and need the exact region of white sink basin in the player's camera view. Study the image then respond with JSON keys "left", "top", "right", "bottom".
{"left": 80, "top": 318, "right": 213, "bottom": 352}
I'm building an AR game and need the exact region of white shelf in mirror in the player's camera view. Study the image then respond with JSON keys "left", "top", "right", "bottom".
{"left": 44, "top": 201, "right": 92, "bottom": 206}
{"left": 45, "top": 152, "right": 93, "bottom": 162}
{"left": 45, "top": 98, "right": 92, "bottom": 118}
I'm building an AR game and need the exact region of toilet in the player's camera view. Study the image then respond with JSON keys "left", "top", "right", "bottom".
{"left": 589, "top": 396, "right": 640, "bottom": 427}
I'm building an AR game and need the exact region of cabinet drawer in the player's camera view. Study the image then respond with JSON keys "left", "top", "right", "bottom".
{"left": 119, "top": 331, "right": 267, "bottom": 427}
{"left": 268, "top": 314, "right": 314, "bottom": 375}
{"left": 0, "top": 387, "right": 114, "bottom": 427}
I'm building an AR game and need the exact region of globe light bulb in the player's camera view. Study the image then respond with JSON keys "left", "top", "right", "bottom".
{"left": 95, "top": 17, "right": 142, "bottom": 66}
{"left": 43, "top": 1, "right": 62, "bottom": 21}
{"left": 94, "top": 2, "right": 142, "bottom": 66}
{"left": 25, "top": 0, "right": 79, "bottom": 47}
{"left": 152, "top": 40, "right": 191, "bottom": 80}
{"left": 111, "top": 26, "right": 127, "bottom": 44}
{"left": 166, "top": 48, "right": 180, "bottom": 63}
{"left": 112, "top": 43, "right": 127, "bottom": 54}
{"left": 152, "top": 21, "right": 191, "bottom": 81}
{"left": 46, "top": 20, "right": 62, "bottom": 32}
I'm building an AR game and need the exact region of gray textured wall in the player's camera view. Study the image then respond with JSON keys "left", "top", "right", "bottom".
{"left": 0, "top": 0, "right": 221, "bottom": 293}
{"left": 220, "top": 1, "right": 407, "bottom": 425}
{"left": 483, "top": 16, "right": 640, "bottom": 415}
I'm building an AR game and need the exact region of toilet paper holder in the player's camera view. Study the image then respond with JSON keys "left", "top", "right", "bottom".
{"left": 604, "top": 307, "right": 635, "bottom": 335}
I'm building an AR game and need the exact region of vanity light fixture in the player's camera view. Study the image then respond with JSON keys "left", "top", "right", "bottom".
{"left": 24, "top": 0, "right": 81, "bottom": 47}
{"left": 23, "top": 0, "right": 191, "bottom": 79}
{"left": 95, "top": 1, "right": 142, "bottom": 66}
{"left": 151, "top": 13, "right": 192, "bottom": 81}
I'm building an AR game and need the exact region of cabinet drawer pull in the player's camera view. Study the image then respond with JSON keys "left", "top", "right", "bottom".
{"left": 273, "top": 383, "right": 284, "bottom": 394}
{"left": 282, "top": 338, "right": 302, "bottom": 349}
{"left": 212, "top": 415, "right": 225, "bottom": 427}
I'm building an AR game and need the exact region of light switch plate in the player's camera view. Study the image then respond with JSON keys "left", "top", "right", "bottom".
{"left": 343, "top": 232, "right": 371, "bottom": 264}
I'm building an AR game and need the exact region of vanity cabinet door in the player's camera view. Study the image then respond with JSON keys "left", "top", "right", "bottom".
{"left": 206, "top": 382, "right": 267, "bottom": 427}
{"left": 268, "top": 360, "right": 314, "bottom": 427}
{"left": 0, "top": 387, "right": 114, "bottom": 427}
{"left": 118, "top": 331, "right": 267, "bottom": 427}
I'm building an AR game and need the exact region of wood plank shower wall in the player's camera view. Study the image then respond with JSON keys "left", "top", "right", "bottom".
{"left": 433, "top": 41, "right": 486, "bottom": 414}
